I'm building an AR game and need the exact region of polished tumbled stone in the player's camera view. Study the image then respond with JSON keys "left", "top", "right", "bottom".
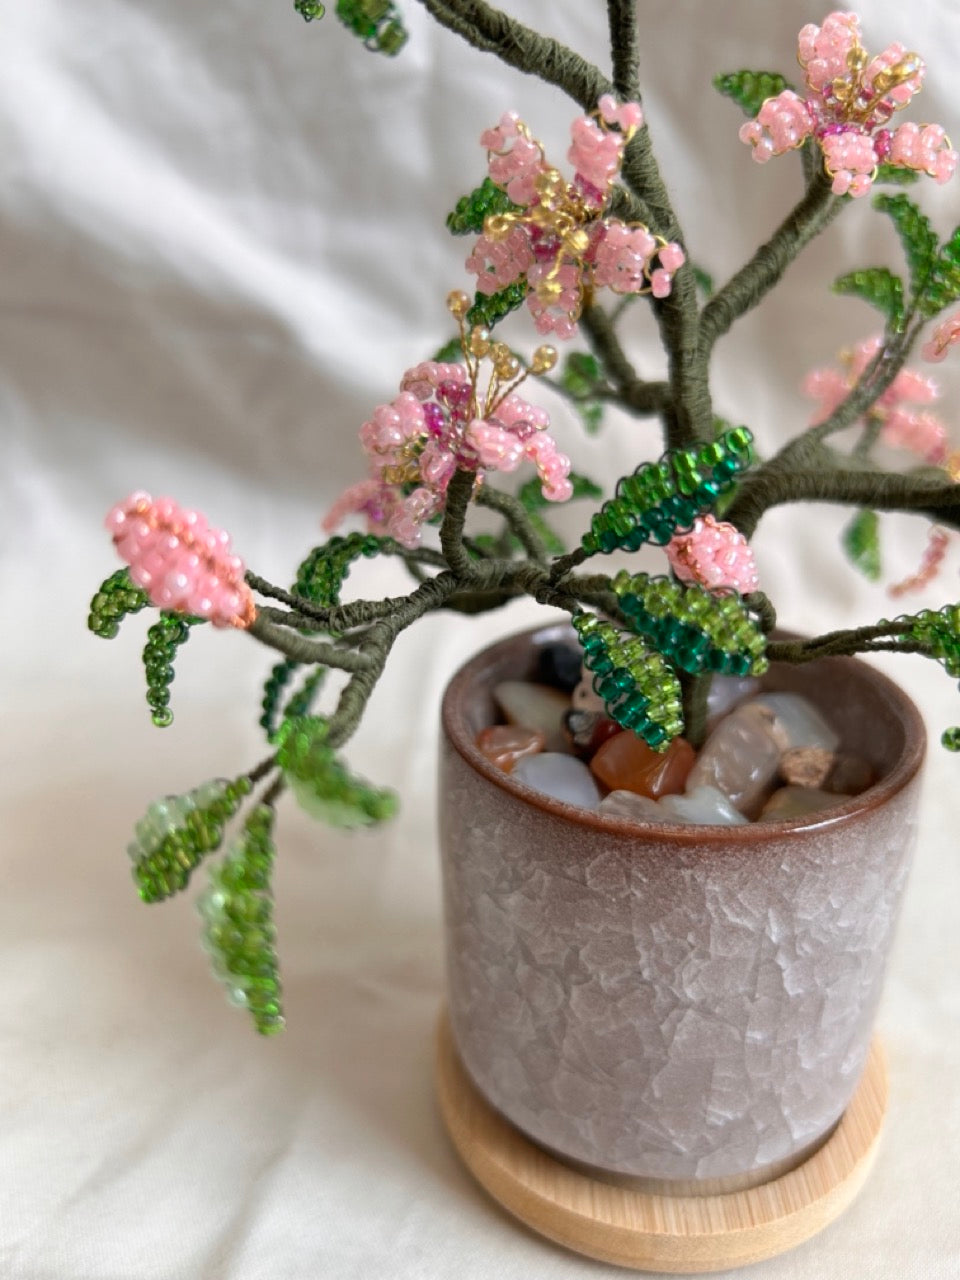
{"left": 758, "top": 786, "right": 850, "bottom": 823}
{"left": 659, "top": 785, "right": 750, "bottom": 825}
{"left": 476, "top": 725, "right": 546, "bottom": 774}
{"left": 591, "top": 732, "right": 695, "bottom": 799}
{"left": 750, "top": 692, "right": 840, "bottom": 753}
{"left": 599, "top": 789, "right": 664, "bottom": 821}
{"left": 706, "top": 675, "right": 761, "bottom": 729}
{"left": 494, "top": 680, "right": 571, "bottom": 751}
{"left": 511, "top": 752, "right": 602, "bottom": 809}
{"left": 685, "top": 702, "right": 782, "bottom": 817}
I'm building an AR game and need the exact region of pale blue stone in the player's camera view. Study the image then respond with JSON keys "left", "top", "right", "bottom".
{"left": 659, "top": 785, "right": 750, "bottom": 826}
{"left": 512, "top": 753, "right": 601, "bottom": 809}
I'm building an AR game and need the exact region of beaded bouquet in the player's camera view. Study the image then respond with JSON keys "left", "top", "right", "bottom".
{"left": 89, "top": 6, "right": 960, "bottom": 1034}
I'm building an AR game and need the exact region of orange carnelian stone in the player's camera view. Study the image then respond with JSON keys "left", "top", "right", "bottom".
{"left": 476, "top": 725, "right": 546, "bottom": 773}
{"left": 589, "top": 732, "right": 696, "bottom": 798}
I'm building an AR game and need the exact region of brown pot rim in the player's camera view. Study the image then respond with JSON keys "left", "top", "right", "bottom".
{"left": 440, "top": 620, "right": 927, "bottom": 845}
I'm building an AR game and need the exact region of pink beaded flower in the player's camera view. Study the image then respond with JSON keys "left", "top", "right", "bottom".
{"left": 106, "top": 492, "right": 256, "bottom": 628}
{"left": 325, "top": 299, "right": 571, "bottom": 549}
{"left": 740, "top": 11, "right": 957, "bottom": 197}
{"left": 804, "top": 334, "right": 947, "bottom": 463}
{"left": 467, "top": 96, "right": 684, "bottom": 338}
{"left": 665, "top": 515, "right": 760, "bottom": 595}
{"left": 922, "top": 311, "right": 960, "bottom": 363}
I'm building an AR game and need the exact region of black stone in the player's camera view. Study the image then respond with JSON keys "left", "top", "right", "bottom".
{"left": 536, "top": 643, "right": 582, "bottom": 693}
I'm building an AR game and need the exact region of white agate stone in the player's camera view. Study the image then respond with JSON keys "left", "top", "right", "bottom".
{"left": 706, "top": 675, "right": 761, "bottom": 729}
{"left": 748, "top": 692, "right": 840, "bottom": 753}
{"left": 512, "top": 752, "right": 601, "bottom": 809}
{"left": 659, "top": 785, "right": 750, "bottom": 825}
{"left": 494, "top": 680, "right": 571, "bottom": 751}
{"left": 685, "top": 702, "right": 782, "bottom": 816}
{"left": 599, "top": 790, "right": 663, "bottom": 821}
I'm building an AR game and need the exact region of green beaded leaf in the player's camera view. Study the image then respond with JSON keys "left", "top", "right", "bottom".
{"left": 335, "top": 0, "right": 407, "bottom": 54}
{"left": 432, "top": 335, "right": 465, "bottom": 363}
{"left": 260, "top": 659, "right": 299, "bottom": 739}
{"left": 446, "top": 177, "right": 522, "bottom": 237}
{"left": 581, "top": 428, "right": 754, "bottom": 557}
{"left": 572, "top": 612, "right": 683, "bottom": 751}
{"left": 712, "top": 70, "right": 792, "bottom": 118}
{"left": 141, "top": 613, "right": 202, "bottom": 729}
{"left": 832, "top": 268, "right": 905, "bottom": 330}
{"left": 466, "top": 281, "right": 527, "bottom": 330}
{"left": 294, "top": 532, "right": 386, "bottom": 605}
{"left": 873, "top": 193, "right": 938, "bottom": 299}
{"left": 87, "top": 568, "right": 149, "bottom": 639}
{"left": 691, "top": 265, "right": 714, "bottom": 298}
{"left": 129, "top": 776, "right": 252, "bottom": 903}
{"left": 560, "top": 352, "right": 606, "bottom": 435}
{"left": 199, "top": 805, "right": 284, "bottom": 1037}
{"left": 612, "top": 572, "right": 768, "bottom": 679}
{"left": 874, "top": 164, "right": 920, "bottom": 186}
{"left": 294, "top": 0, "right": 325, "bottom": 18}
{"left": 886, "top": 605, "right": 960, "bottom": 749}
{"left": 919, "top": 223, "right": 960, "bottom": 318}
{"left": 842, "top": 509, "right": 882, "bottom": 582}
{"left": 276, "top": 716, "right": 398, "bottom": 828}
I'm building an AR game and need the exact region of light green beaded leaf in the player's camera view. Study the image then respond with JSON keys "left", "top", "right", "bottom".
{"left": 581, "top": 428, "right": 754, "bottom": 557}
{"left": 87, "top": 568, "right": 149, "bottom": 639}
{"left": 612, "top": 572, "right": 768, "bottom": 679}
{"left": 275, "top": 716, "right": 398, "bottom": 828}
{"left": 446, "top": 177, "right": 522, "bottom": 237}
{"left": 873, "top": 193, "right": 938, "bottom": 300}
{"left": 885, "top": 605, "right": 960, "bottom": 749}
{"left": 334, "top": 0, "right": 407, "bottom": 54}
{"left": 832, "top": 267, "right": 905, "bottom": 331}
{"left": 842, "top": 510, "right": 882, "bottom": 582}
{"left": 199, "top": 805, "right": 284, "bottom": 1037}
{"left": 129, "top": 776, "right": 252, "bottom": 903}
{"left": 432, "top": 336, "right": 465, "bottom": 363}
{"left": 712, "top": 70, "right": 792, "bottom": 118}
{"left": 571, "top": 612, "right": 684, "bottom": 752}
{"left": 294, "top": 0, "right": 325, "bottom": 18}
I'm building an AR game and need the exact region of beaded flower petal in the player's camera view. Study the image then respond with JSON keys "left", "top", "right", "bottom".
{"left": 922, "top": 310, "right": 960, "bottom": 363}
{"left": 324, "top": 292, "right": 570, "bottom": 549}
{"left": 804, "top": 334, "right": 947, "bottom": 463}
{"left": 739, "top": 11, "right": 957, "bottom": 198}
{"left": 665, "top": 515, "right": 760, "bottom": 595}
{"left": 467, "top": 96, "right": 684, "bottom": 337}
{"left": 105, "top": 492, "right": 257, "bottom": 628}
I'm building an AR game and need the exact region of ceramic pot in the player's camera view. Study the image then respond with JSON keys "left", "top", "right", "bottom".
{"left": 438, "top": 622, "right": 924, "bottom": 1189}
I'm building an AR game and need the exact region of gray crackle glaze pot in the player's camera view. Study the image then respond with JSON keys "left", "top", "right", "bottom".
{"left": 438, "top": 622, "right": 925, "bottom": 1189}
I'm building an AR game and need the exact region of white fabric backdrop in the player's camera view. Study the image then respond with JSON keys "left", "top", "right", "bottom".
{"left": 2, "top": 1, "right": 959, "bottom": 1276}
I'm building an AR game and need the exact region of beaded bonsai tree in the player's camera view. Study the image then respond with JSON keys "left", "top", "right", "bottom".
{"left": 89, "top": 5, "right": 960, "bottom": 1036}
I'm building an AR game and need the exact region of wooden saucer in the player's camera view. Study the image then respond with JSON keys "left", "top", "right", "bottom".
{"left": 434, "top": 1011, "right": 887, "bottom": 1273}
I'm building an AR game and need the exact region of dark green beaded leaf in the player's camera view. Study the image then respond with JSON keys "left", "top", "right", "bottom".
{"left": 832, "top": 268, "right": 905, "bottom": 331}
{"left": 691, "top": 264, "right": 714, "bottom": 298}
{"left": 611, "top": 572, "right": 768, "bottom": 680}
{"left": 129, "top": 776, "right": 253, "bottom": 903}
{"left": 432, "top": 336, "right": 465, "bottom": 363}
{"left": 334, "top": 0, "right": 407, "bottom": 54}
{"left": 713, "top": 70, "right": 792, "bottom": 118}
{"left": 260, "top": 659, "right": 299, "bottom": 739}
{"left": 142, "top": 612, "right": 202, "bottom": 728}
{"left": 571, "top": 612, "right": 684, "bottom": 751}
{"left": 874, "top": 164, "right": 920, "bottom": 187}
{"left": 294, "top": 531, "right": 389, "bottom": 605}
{"left": 294, "top": 0, "right": 325, "bottom": 18}
{"left": 466, "top": 280, "right": 527, "bottom": 329}
{"left": 275, "top": 716, "right": 398, "bottom": 828}
{"left": 873, "top": 193, "right": 938, "bottom": 299}
{"left": 841, "top": 510, "right": 882, "bottom": 582}
{"left": 446, "top": 177, "right": 522, "bottom": 237}
{"left": 581, "top": 428, "right": 754, "bottom": 558}
{"left": 281, "top": 665, "right": 327, "bottom": 723}
{"left": 886, "top": 606, "right": 960, "bottom": 751}
{"left": 919, "top": 223, "right": 960, "bottom": 317}
{"left": 199, "top": 805, "right": 284, "bottom": 1036}
{"left": 87, "top": 568, "right": 149, "bottom": 639}
{"left": 560, "top": 351, "right": 606, "bottom": 435}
